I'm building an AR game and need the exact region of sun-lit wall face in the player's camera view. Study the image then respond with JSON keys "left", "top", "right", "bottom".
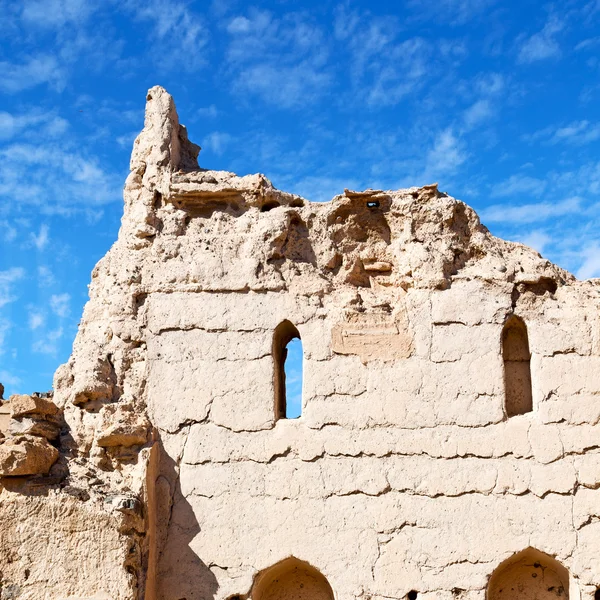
{"left": 3, "top": 85, "right": 600, "bottom": 600}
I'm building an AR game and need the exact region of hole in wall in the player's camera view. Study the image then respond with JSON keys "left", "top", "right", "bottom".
{"left": 594, "top": 590, "right": 600, "bottom": 600}
{"left": 284, "top": 338, "right": 303, "bottom": 419}
{"left": 273, "top": 321, "right": 303, "bottom": 420}
{"left": 407, "top": 591, "right": 418, "bottom": 600}
{"left": 261, "top": 201, "right": 281, "bottom": 212}
{"left": 366, "top": 200, "right": 380, "bottom": 209}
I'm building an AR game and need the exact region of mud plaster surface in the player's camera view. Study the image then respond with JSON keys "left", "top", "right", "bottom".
{"left": 0, "top": 86, "right": 599, "bottom": 600}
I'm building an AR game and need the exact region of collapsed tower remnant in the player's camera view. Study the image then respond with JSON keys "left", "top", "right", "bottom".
{"left": 0, "top": 86, "right": 599, "bottom": 600}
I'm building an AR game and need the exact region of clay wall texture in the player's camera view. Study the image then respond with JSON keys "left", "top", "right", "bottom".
{"left": 0, "top": 87, "right": 599, "bottom": 600}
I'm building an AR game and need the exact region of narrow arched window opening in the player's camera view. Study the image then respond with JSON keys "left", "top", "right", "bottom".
{"left": 273, "top": 321, "right": 303, "bottom": 419}
{"left": 502, "top": 315, "right": 533, "bottom": 417}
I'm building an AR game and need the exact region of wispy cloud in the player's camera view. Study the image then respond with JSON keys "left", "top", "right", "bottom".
{"left": 30, "top": 224, "right": 50, "bottom": 250}
{"left": 406, "top": 0, "right": 496, "bottom": 25}
{"left": 21, "top": 0, "right": 96, "bottom": 28}
{"left": 37, "top": 266, "right": 55, "bottom": 287}
{"left": 424, "top": 128, "right": 468, "bottom": 178}
{"left": 28, "top": 310, "right": 45, "bottom": 331}
{"left": 50, "top": 293, "right": 71, "bottom": 318}
{"left": 481, "top": 196, "right": 581, "bottom": 224}
{"left": 520, "top": 230, "right": 551, "bottom": 255}
{"left": 517, "top": 17, "right": 563, "bottom": 64}
{"left": 32, "top": 327, "right": 64, "bottom": 356}
{"left": 0, "top": 55, "right": 66, "bottom": 94}
{"left": 577, "top": 243, "right": 600, "bottom": 279}
{"left": 125, "top": 0, "right": 209, "bottom": 71}
{"left": 490, "top": 174, "right": 546, "bottom": 198}
{"left": 0, "top": 320, "right": 10, "bottom": 356}
{"left": 463, "top": 99, "right": 494, "bottom": 129}
{"left": 0, "top": 268, "right": 26, "bottom": 308}
{"left": 526, "top": 120, "right": 600, "bottom": 145}
{"left": 203, "top": 132, "right": 235, "bottom": 157}
{"left": 0, "top": 369, "right": 21, "bottom": 389}
{"left": 226, "top": 9, "right": 331, "bottom": 108}
{"left": 0, "top": 143, "right": 121, "bottom": 212}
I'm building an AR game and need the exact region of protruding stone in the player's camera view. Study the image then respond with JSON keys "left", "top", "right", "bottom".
{"left": 95, "top": 403, "right": 150, "bottom": 448}
{"left": 0, "top": 435, "right": 59, "bottom": 476}
{"left": 8, "top": 417, "right": 61, "bottom": 440}
{"left": 9, "top": 394, "right": 60, "bottom": 418}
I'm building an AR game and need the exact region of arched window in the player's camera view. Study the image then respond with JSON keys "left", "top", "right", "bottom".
{"left": 273, "top": 321, "right": 303, "bottom": 419}
{"left": 502, "top": 315, "right": 533, "bottom": 417}
{"left": 251, "top": 557, "right": 334, "bottom": 600}
{"left": 487, "top": 547, "right": 569, "bottom": 600}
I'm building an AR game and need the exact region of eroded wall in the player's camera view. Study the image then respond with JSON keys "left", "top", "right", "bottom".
{"left": 1, "top": 86, "right": 600, "bottom": 600}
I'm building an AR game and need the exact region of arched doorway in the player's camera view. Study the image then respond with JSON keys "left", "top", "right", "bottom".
{"left": 251, "top": 557, "right": 334, "bottom": 600}
{"left": 488, "top": 547, "right": 569, "bottom": 600}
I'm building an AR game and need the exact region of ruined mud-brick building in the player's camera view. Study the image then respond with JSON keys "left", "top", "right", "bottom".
{"left": 1, "top": 87, "right": 600, "bottom": 600}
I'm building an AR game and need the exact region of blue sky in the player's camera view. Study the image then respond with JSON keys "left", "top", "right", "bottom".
{"left": 1, "top": 0, "right": 599, "bottom": 398}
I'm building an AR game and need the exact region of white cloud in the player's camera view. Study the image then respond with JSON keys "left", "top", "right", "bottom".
{"left": 203, "top": 132, "right": 235, "bottom": 157}
{"left": 0, "top": 54, "right": 66, "bottom": 94}
{"left": 0, "top": 143, "right": 121, "bottom": 212}
{"left": 406, "top": 0, "right": 496, "bottom": 25}
{"left": 21, "top": 0, "right": 96, "bottom": 28}
{"left": 0, "top": 369, "right": 21, "bottom": 389}
{"left": 552, "top": 121, "right": 600, "bottom": 144}
{"left": 490, "top": 174, "right": 546, "bottom": 198}
{"left": 0, "top": 267, "right": 26, "bottom": 308}
{"left": 520, "top": 230, "right": 551, "bottom": 255}
{"left": 576, "top": 243, "right": 600, "bottom": 279}
{"left": 425, "top": 128, "right": 467, "bottom": 177}
{"left": 0, "top": 109, "right": 69, "bottom": 141}
{"left": 0, "top": 320, "right": 11, "bottom": 356}
{"left": 28, "top": 310, "right": 45, "bottom": 330}
{"left": 463, "top": 99, "right": 494, "bottom": 129}
{"left": 50, "top": 293, "right": 71, "bottom": 318}
{"left": 575, "top": 37, "right": 600, "bottom": 51}
{"left": 126, "top": 0, "right": 209, "bottom": 71}
{"left": 481, "top": 196, "right": 581, "bottom": 224}
{"left": 226, "top": 9, "right": 330, "bottom": 108}
{"left": 30, "top": 224, "right": 50, "bottom": 250}
{"left": 116, "top": 131, "right": 138, "bottom": 150}
{"left": 227, "top": 16, "right": 252, "bottom": 34}
{"left": 517, "top": 17, "right": 563, "bottom": 64}
{"left": 234, "top": 62, "right": 331, "bottom": 109}
{"left": 38, "top": 266, "right": 55, "bottom": 287}
{"left": 196, "top": 105, "right": 219, "bottom": 120}
{"left": 32, "top": 327, "right": 64, "bottom": 355}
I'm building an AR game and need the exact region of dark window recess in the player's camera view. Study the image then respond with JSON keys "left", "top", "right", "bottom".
{"left": 366, "top": 200, "right": 380, "bottom": 209}
{"left": 502, "top": 315, "right": 533, "bottom": 417}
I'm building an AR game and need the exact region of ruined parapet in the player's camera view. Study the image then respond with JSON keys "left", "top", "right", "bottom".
{"left": 1, "top": 87, "right": 599, "bottom": 599}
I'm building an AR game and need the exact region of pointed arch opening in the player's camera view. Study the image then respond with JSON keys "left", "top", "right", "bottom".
{"left": 487, "top": 547, "right": 569, "bottom": 600}
{"left": 273, "top": 320, "right": 303, "bottom": 420}
{"left": 251, "top": 557, "right": 334, "bottom": 600}
{"left": 502, "top": 315, "right": 533, "bottom": 417}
